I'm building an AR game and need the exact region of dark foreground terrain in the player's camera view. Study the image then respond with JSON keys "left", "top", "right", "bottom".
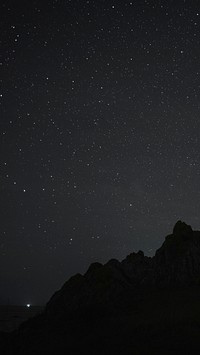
{"left": 1, "top": 287, "right": 200, "bottom": 354}
{"left": 2, "top": 221, "right": 200, "bottom": 354}
{"left": 0, "top": 306, "right": 44, "bottom": 332}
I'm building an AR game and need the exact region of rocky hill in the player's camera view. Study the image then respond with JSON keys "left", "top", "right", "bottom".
{"left": 155, "top": 221, "right": 200, "bottom": 285}
{"left": 46, "top": 220, "right": 200, "bottom": 319}
{"left": 2, "top": 220, "right": 200, "bottom": 354}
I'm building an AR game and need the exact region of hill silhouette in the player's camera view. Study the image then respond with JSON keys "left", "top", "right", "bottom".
{"left": 2, "top": 221, "right": 200, "bottom": 354}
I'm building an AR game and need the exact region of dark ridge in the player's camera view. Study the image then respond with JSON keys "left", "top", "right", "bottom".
{"left": 2, "top": 221, "right": 200, "bottom": 354}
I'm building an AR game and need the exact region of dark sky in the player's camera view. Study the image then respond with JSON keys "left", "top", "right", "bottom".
{"left": 1, "top": 0, "right": 200, "bottom": 305}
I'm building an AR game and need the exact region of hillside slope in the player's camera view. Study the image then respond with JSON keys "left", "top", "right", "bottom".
{"left": 2, "top": 221, "right": 200, "bottom": 354}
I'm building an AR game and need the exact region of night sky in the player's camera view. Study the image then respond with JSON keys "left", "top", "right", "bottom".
{"left": 1, "top": 0, "right": 200, "bottom": 305}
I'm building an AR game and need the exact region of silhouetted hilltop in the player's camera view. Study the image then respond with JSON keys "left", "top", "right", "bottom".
{"left": 46, "top": 221, "right": 200, "bottom": 319}
{"left": 46, "top": 250, "right": 154, "bottom": 320}
{"left": 155, "top": 220, "right": 200, "bottom": 285}
{"left": 3, "top": 221, "right": 200, "bottom": 354}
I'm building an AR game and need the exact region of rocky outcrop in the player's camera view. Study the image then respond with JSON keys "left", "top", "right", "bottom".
{"left": 46, "top": 260, "right": 135, "bottom": 319}
{"left": 173, "top": 220, "right": 193, "bottom": 238}
{"left": 154, "top": 221, "right": 200, "bottom": 285}
{"left": 5, "top": 221, "right": 200, "bottom": 355}
{"left": 46, "top": 221, "right": 200, "bottom": 319}
{"left": 121, "top": 250, "right": 153, "bottom": 285}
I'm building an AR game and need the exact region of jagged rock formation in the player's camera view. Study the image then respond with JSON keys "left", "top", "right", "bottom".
{"left": 121, "top": 250, "right": 153, "bottom": 285}
{"left": 46, "top": 221, "right": 200, "bottom": 319}
{"left": 3, "top": 221, "right": 200, "bottom": 355}
{"left": 155, "top": 220, "right": 200, "bottom": 285}
{"left": 46, "top": 257, "right": 136, "bottom": 319}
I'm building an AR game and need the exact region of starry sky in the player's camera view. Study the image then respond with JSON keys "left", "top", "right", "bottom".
{"left": 1, "top": 0, "right": 200, "bottom": 305}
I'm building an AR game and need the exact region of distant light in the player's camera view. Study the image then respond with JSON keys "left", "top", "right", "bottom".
{"left": 26, "top": 304, "right": 31, "bottom": 308}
